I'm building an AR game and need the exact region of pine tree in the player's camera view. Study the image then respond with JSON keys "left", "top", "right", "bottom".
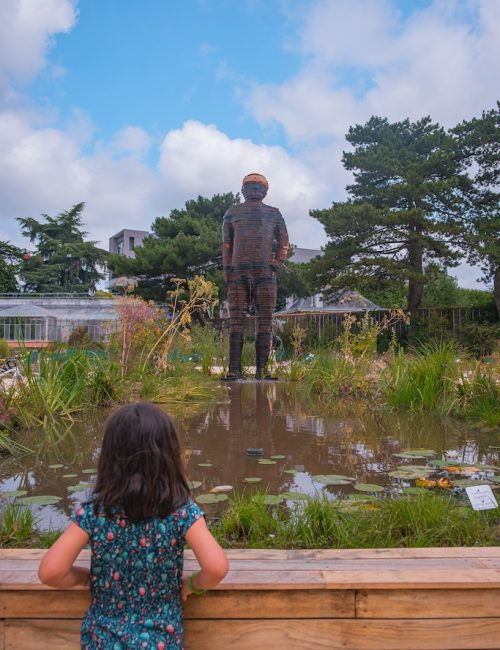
{"left": 17, "top": 203, "right": 107, "bottom": 293}
{"left": 308, "top": 116, "right": 471, "bottom": 313}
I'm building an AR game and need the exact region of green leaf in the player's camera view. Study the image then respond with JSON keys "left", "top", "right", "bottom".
{"left": 270, "top": 455, "right": 286, "bottom": 460}
{"left": 197, "top": 463, "right": 213, "bottom": 468}
{"left": 258, "top": 459, "right": 277, "bottom": 465}
{"left": 48, "top": 464, "right": 64, "bottom": 469}
{"left": 1, "top": 489, "right": 28, "bottom": 498}
{"left": 187, "top": 481, "right": 202, "bottom": 489}
{"left": 243, "top": 477, "right": 262, "bottom": 483}
{"left": 82, "top": 468, "right": 97, "bottom": 474}
{"left": 195, "top": 493, "right": 228, "bottom": 504}
{"left": 354, "top": 483, "right": 384, "bottom": 493}
{"left": 453, "top": 479, "right": 492, "bottom": 488}
{"left": 281, "top": 492, "right": 309, "bottom": 501}
{"left": 17, "top": 495, "right": 62, "bottom": 506}
{"left": 401, "top": 449, "right": 436, "bottom": 457}
{"left": 62, "top": 474, "right": 79, "bottom": 479}
{"left": 490, "top": 476, "right": 500, "bottom": 484}
{"left": 389, "top": 468, "right": 431, "bottom": 480}
{"left": 311, "top": 475, "right": 353, "bottom": 485}
{"left": 251, "top": 494, "right": 283, "bottom": 505}
{"left": 403, "top": 487, "right": 428, "bottom": 495}
{"left": 67, "top": 483, "right": 90, "bottom": 492}
{"left": 283, "top": 469, "right": 297, "bottom": 475}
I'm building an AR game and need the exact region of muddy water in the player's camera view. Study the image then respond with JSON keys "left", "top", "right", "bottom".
{"left": 0, "top": 381, "right": 498, "bottom": 531}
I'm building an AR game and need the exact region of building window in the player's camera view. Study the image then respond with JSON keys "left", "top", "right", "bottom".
{"left": 117, "top": 239, "right": 123, "bottom": 255}
{"left": 129, "top": 236, "right": 135, "bottom": 251}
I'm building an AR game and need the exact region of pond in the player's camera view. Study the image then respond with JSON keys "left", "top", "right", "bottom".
{"left": 0, "top": 381, "right": 498, "bottom": 530}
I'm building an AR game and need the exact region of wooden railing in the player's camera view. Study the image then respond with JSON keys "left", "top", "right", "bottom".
{"left": 1, "top": 547, "right": 500, "bottom": 649}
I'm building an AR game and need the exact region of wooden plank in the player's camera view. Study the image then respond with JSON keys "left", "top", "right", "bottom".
{"left": 4, "top": 620, "right": 81, "bottom": 650}
{"left": 0, "top": 589, "right": 354, "bottom": 619}
{"left": 2, "top": 547, "right": 500, "bottom": 561}
{"left": 0, "top": 621, "right": 4, "bottom": 650}
{"left": 357, "top": 589, "right": 500, "bottom": 619}
{"left": 184, "top": 618, "right": 500, "bottom": 650}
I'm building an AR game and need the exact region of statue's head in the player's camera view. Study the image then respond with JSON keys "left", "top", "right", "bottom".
{"left": 242, "top": 173, "right": 268, "bottom": 200}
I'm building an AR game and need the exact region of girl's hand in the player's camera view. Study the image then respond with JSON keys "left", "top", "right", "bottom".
{"left": 181, "top": 575, "right": 192, "bottom": 602}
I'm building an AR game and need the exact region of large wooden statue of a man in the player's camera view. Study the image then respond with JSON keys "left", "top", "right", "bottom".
{"left": 222, "top": 173, "right": 289, "bottom": 379}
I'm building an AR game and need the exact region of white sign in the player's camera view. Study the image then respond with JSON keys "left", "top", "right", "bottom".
{"left": 465, "top": 485, "right": 498, "bottom": 511}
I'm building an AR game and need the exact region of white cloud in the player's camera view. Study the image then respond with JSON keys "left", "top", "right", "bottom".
{"left": 0, "top": 0, "right": 77, "bottom": 85}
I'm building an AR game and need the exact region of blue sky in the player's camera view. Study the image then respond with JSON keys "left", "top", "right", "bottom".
{"left": 0, "top": 0, "right": 498, "bottom": 288}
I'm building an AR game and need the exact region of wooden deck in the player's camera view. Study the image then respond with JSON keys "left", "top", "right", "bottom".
{"left": 1, "top": 547, "right": 500, "bottom": 649}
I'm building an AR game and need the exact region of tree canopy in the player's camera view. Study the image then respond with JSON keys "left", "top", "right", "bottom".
{"left": 17, "top": 203, "right": 107, "bottom": 293}
{"left": 0, "top": 241, "right": 22, "bottom": 293}
{"left": 307, "top": 116, "right": 472, "bottom": 313}
{"left": 107, "top": 193, "right": 239, "bottom": 301}
{"left": 453, "top": 104, "right": 500, "bottom": 316}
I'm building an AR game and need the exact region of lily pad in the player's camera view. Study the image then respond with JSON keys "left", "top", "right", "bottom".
{"left": 402, "top": 449, "right": 436, "bottom": 457}
{"left": 197, "top": 463, "right": 213, "bottom": 468}
{"left": 62, "top": 474, "right": 78, "bottom": 478}
{"left": 82, "top": 468, "right": 97, "bottom": 474}
{"left": 243, "top": 477, "right": 262, "bottom": 483}
{"left": 453, "top": 479, "right": 492, "bottom": 487}
{"left": 210, "top": 485, "right": 233, "bottom": 493}
{"left": 428, "top": 460, "right": 449, "bottom": 467}
{"left": 67, "top": 483, "right": 90, "bottom": 492}
{"left": 403, "top": 487, "right": 428, "bottom": 495}
{"left": 17, "top": 495, "right": 62, "bottom": 506}
{"left": 354, "top": 483, "right": 384, "bottom": 493}
{"left": 281, "top": 492, "right": 309, "bottom": 501}
{"left": 490, "top": 476, "right": 500, "bottom": 484}
{"left": 270, "top": 455, "right": 286, "bottom": 460}
{"left": 1, "top": 489, "right": 28, "bottom": 498}
{"left": 187, "top": 480, "right": 202, "bottom": 489}
{"left": 251, "top": 494, "right": 283, "bottom": 505}
{"left": 48, "top": 464, "right": 64, "bottom": 469}
{"left": 258, "top": 459, "right": 277, "bottom": 465}
{"left": 393, "top": 453, "right": 427, "bottom": 459}
{"left": 345, "top": 493, "right": 376, "bottom": 502}
{"left": 195, "top": 493, "right": 228, "bottom": 504}
{"left": 311, "top": 475, "right": 353, "bottom": 485}
{"left": 389, "top": 469, "right": 431, "bottom": 480}
{"left": 283, "top": 469, "right": 297, "bottom": 475}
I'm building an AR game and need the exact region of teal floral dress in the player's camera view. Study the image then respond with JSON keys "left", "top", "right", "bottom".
{"left": 71, "top": 498, "right": 204, "bottom": 649}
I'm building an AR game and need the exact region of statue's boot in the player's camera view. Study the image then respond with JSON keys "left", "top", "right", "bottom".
{"left": 255, "top": 332, "right": 272, "bottom": 380}
{"left": 225, "top": 332, "right": 243, "bottom": 380}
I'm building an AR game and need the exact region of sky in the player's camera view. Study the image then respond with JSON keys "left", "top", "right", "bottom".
{"left": 0, "top": 0, "right": 498, "bottom": 288}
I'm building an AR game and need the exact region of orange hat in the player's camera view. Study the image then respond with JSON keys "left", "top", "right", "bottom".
{"left": 242, "top": 173, "right": 269, "bottom": 190}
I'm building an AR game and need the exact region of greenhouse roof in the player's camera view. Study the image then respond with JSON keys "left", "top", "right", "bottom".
{"left": 0, "top": 304, "right": 57, "bottom": 318}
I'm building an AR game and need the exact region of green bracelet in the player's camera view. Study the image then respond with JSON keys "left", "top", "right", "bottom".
{"left": 188, "top": 571, "right": 207, "bottom": 596}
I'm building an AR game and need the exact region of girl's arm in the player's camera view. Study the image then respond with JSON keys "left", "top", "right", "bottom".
{"left": 38, "top": 522, "right": 90, "bottom": 589}
{"left": 182, "top": 517, "right": 228, "bottom": 600}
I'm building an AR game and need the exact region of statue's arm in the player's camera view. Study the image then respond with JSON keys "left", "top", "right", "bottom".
{"left": 222, "top": 216, "right": 234, "bottom": 278}
{"left": 274, "top": 213, "right": 290, "bottom": 265}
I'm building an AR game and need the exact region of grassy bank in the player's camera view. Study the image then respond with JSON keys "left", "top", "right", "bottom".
{"left": 1, "top": 491, "right": 498, "bottom": 549}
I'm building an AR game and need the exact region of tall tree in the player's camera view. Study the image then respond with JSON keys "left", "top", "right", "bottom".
{"left": 17, "top": 203, "right": 107, "bottom": 293}
{"left": 0, "top": 241, "right": 21, "bottom": 292}
{"left": 308, "top": 116, "right": 471, "bottom": 313}
{"left": 452, "top": 104, "right": 500, "bottom": 316}
{"left": 108, "top": 193, "right": 239, "bottom": 301}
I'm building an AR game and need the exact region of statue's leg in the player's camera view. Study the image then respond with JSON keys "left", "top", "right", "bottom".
{"left": 254, "top": 276, "right": 277, "bottom": 379}
{"left": 226, "top": 279, "right": 248, "bottom": 379}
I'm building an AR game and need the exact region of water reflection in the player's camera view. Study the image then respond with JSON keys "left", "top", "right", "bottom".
{"left": 0, "top": 382, "right": 498, "bottom": 530}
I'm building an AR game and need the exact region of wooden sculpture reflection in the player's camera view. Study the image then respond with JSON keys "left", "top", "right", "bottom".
{"left": 222, "top": 173, "right": 289, "bottom": 379}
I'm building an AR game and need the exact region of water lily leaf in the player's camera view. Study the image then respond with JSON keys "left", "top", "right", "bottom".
{"left": 270, "top": 455, "right": 286, "bottom": 460}
{"left": 345, "top": 494, "right": 376, "bottom": 502}
{"left": 393, "top": 453, "right": 427, "bottom": 459}
{"left": 210, "top": 485, "right": 233, "bottom": 493}
{"left": 62, "top": 474, "right": 79, "bottom": 478}
{"left": 187, "top": 480, "right": 202, "bottom": 489}
{"left": 453, "top": 479, "right": 492, "bottom": 488}
{"left": 283, "top": 469, "right": 297, "bottom": 475}
{"left": 281, "top": 492, "right": 309, "bottom": 501}
{"left": 312, "top": 475, "right": 352, "bottom": 485}
{"left": 17, "top": 495, "right": 62, "bottom": 506}
{"left": 403, "top": 487, "right": 428, "bottom": 495}
{"left": 48, "top": 464, "right": 64, "bottom": 469}
{"left": 196, "top": 493, "right": 228, "bottom": 504}
{"left": 490, "top": 476, "right": 500, "bottom": 484}
{"left": 258, "top": 459, "right": 277, "bottom": 465}
{"left": 67, "top": 483, "right": 90, "bottom": 492}
{"left": 390, "top": 468, "right": 431, "bottom": 480}
{"left": 82, "top": 469, "right": 97, "bottom": 474}
{"left": 428, "top": 460, "right": 449, "bottom": 467}
{"left": 252, "top": 494, "right": 283, "bottom": 505}
{"left": 1, "top": 489, "right": 28, "bottom": 498}
{"left": 402, "top": 449, "right": 436, "bottom": 457}
{"left": 197, "top": 463, "right": 213, "bottom": 468}
{"left": 354, "top": 483, "right": 384, "bottom": 493}
{"left": 243, "top": 477, "right": 262, "bottom": 483}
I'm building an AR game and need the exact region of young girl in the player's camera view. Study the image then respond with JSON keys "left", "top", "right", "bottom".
{"left": 38, "top": 402, "right": 229, "bottom": 649}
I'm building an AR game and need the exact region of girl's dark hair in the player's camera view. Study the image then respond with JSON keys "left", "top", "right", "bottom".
{"left": 92, "top": 402, "right": 190, "bottom": 521}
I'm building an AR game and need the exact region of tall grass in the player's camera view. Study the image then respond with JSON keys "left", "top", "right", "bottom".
{"left": 213, "top": 491, "right": 497, "bottom": 549}
{"left": 9, "top": 350, "right": 120, "bottom": 429}
{"left": 301, "top": 353, "right": 368, "bottom": 398}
